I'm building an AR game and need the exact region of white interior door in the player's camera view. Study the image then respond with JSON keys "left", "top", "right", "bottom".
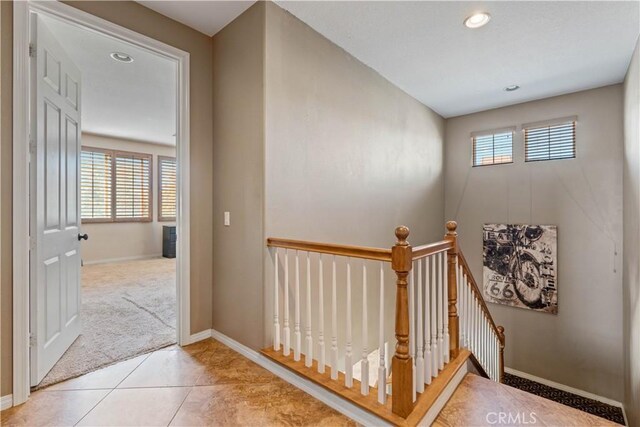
{"left": 30, "top": 15, "right": 82, "bottom": 386}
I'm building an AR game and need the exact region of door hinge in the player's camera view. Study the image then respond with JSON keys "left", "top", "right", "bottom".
{"left": 29, "top": 236, "right": 36, "bottom": 250}
{"left": 29, "top": 333, "right": 36, "bottom": 348}
{"left": 29, "top": 140, "right": 36, "bottom": 155}
{"left": 29, "top": 43, "right": 36, "bottom": 58}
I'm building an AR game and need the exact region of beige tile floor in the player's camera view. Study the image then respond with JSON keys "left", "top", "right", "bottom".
{"left": 1, "top": 339, "right": 354, "bottom": 427}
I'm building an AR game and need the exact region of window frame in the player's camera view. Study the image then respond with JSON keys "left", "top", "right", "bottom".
{"left": 158, "top": 155, "right": 177, "bottom": 222}
{"left": 524, "top": 119, "right": 576, "bottom": 163}
{"left": 80, "top": 146, "right": 153, "bottom": 224}
{"left": 471, "top": 129, "right": 515, "bottom": 167}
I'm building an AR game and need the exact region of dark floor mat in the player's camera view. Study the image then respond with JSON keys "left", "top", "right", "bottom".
{"left": 503, "top": 373, "right": 625, "bottom": 425}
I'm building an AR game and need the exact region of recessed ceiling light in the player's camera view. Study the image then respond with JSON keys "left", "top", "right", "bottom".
{"left": 464, "top": 12, "right": 491, "bottom": 29}
{"left": 504, "top": 85, "right": 520, "bottom": 92}
{"left": 110, "top": 52, "right": 134, "bottom": 63}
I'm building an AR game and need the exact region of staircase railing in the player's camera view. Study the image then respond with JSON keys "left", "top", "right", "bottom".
{"left": 265, "top": 221, "right": 505, "bottom": 423}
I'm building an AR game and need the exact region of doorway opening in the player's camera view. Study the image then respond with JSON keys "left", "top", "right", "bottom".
{"left": 13, "top": 0, "right": 191, "bottom": 403}
{"left": 32, "top": 12, "right": 178, "bottom": 390}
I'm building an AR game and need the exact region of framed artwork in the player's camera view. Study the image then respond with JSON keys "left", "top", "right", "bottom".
{"left": 482, "top": 224, "right": 558, "bottom": 314}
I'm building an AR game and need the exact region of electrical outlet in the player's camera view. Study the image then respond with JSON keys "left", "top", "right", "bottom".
{"left": 224, "top": 211, "right": 231, "bottom": 226}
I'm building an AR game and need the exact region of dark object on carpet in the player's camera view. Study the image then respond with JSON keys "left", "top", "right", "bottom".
{"left": 503, "top": 373, "right": 625, "bottom": 425}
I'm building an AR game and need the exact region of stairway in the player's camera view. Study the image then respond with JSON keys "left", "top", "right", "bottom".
{"left": 435, "top": 374, "right": 620, "bottom": 426}
{"left": 263, "top": 221, "right": 505, "bottom": 425}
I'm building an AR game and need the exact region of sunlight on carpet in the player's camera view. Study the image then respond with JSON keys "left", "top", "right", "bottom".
{"left": 37, "top": 258, "right": 177, "bottom": 389}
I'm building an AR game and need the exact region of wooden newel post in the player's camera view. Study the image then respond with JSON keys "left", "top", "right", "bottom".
{"left": 445, "top": 221, "right": 460, "bottom": 359}
{"left": 497, "top": 326, "right": 505, "bottom": 383}
{"left": 391, "top": 226, "right": 413, "bottom": 418}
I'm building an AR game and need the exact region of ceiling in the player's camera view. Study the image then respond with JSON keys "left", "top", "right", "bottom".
{"left": 276, "top": 1, "right": 640, "bottom": 117}
{"left": 41, "top": 15, "right": 177, "bottom": 145}
{"left": 137, "top": 1, "right": 256, "bottom": 36}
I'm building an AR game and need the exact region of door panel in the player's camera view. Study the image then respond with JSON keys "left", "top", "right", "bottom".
{"left": 65, "top": 117, "right": 78, "bottom": 226}
{"left": 31, "top": 16, "right": 83, "bottom": 386}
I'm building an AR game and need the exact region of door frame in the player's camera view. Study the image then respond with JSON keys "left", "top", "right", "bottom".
{"left": 13, "top": 0, "right": 191, "bottom": 405}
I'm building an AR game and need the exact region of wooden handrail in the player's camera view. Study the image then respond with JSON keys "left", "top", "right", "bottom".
{"left": 457, "top": 250, "right": 502, "bottom": 338}
{"left": 411, "top": 240, "right": 452, "bottom": 259}
{"left": 266, "top": 237, "right": 392, "bottom": 262}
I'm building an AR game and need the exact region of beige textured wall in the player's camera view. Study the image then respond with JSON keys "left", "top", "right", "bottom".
{"left": 623, "top": 38, "right": 640, "bottom": 426}
{"left": 211, "top": 2, "right": 444, "bottom": 351}
{"left": 211, "top": 2, "right": 266, "bottom": 350}
{"left": 263, "top": 3, "right": 445, "bottom": 349}
{"left": 1, "top": 0, "right": 213, "bottom": 397}
{"left": 80, "top": 133, "right": 176, "bottom": 264}
{"left": 445, "top": 85, "right": 624, "bottom": 401}
{"left": 264, "top": 3, "right": 445, "bottom": 246}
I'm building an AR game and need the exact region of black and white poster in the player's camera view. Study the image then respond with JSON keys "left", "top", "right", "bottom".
{"left": 483, "top": 224, "right": 558, "bottom": 314}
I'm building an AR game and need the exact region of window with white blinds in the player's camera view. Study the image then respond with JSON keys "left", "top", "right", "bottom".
{"left": 81, "top": 148, "right": 113, "bottom": 221}
{"left": 472, "top": 131, "right": 513, "bottom": 166}
{"left": 525, "top": 121, "right": 576, "bottom": 162}
{"left": 114, "top": 152, "right": 152, "bottom": 221}
{"left": 158, "top": 156, "right": 177, "bottom": 221}
{"left": 80, "top": 148, "right": 152, "bottom": 223}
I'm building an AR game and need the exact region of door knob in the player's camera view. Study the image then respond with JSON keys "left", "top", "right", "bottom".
{"left": 78, "top": 233, "right": 89, "bottom": 241}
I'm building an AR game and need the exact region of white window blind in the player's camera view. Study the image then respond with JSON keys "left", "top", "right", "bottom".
{"left": 80, "top": 148, "right": 152, "bottom": 223}
{"left": 473, "top": 131, "right": 513, "bottom": 166}
{"left": 158, "top": 156, "right": 177, "bottom": 221}
{"left": 81, "top": 148, "right": 113, "bottom": 221}
{"left": 114, "top": 152, "right": 152, "bottom": 221}
{"left": 525, "top": 121, "right": 576, "bottom": 162}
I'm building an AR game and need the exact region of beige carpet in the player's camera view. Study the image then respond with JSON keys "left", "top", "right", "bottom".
{"left": 36, "top": 258, "right": 177, "bottom": 389}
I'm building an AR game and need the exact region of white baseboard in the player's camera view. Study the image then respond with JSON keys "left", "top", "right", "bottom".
{"left": 504, "top": 367, "right": 624, "bottom": 408}
{"left": 186, "top": 329, "right": 213, "bottom": 345}
{"left": 209, "top": 329, "right": 389, "bottom": 426}
{"left": 82, "top": 254, "right": 163, "bottom": 266}
{"left": 1, "top": 394, "right": 13, "bottom": 411}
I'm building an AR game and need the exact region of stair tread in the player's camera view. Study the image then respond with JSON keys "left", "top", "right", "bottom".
{"left": 434, "top": 373, "right": 620, "bottom": 426}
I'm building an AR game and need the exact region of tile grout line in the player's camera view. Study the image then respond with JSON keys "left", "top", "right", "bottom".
{"left": 73, "top": 388, "right": 115, "bottom": 426}
{"left": 113, "top": 352, "right": 154, "bottom": 390}
{"left": 166, "top": 386, "right": 195, "bottom": 426}
{"left": 72, "top": 351, "right": 154, "bottom": 426}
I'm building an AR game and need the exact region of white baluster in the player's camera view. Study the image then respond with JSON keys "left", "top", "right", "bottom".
{"left": 496, "top": 335, "right": 500, "bottom": 382}
{"left": 492, "top": 330, "right": 496, "bottom": 381}
{"left": 484, "top": 317, "right": 488, "bottom": 370}
{"left": 476, "top": 299, "right": 480, "bottom": 357}
{"left": 457, "top": 260, "right": 463, "bottom": 350}
{"left": 378, "top": 262, "right": 387, "bottom": 404}
{"left": 462, "top": 269, "right": 468, "bottom": 348}
{"left": 480, "top": 313, "right": 485, "bottom": 368}
{"left": 415, "top": 259, "right": 425, "bottom": 393}
{"left": 305, "top": 253, "right": 313, "bottom": 367}
{"left": 430, "top": 255, "right": 438, "bottom": 376}
{"left": 438, "top": 252, "right": 444, "bottom": 370}
{"left": 294, "top": 252, "right": 301, "bottom": 361}
{"left": 470, "top": 292, "right": 475, "bottom": 354}
{"left": 284, "top": 250, "right": 291, "bottom": 356}
{"left": 443, "top": 252, "right": 450, "bottom": 364}
{"left": 331, "top": 256, "right": 338, "bottom": 380}
{"left": 345, "top": 260, "right": 353, "bottom": 387}
{"left": 361, "top": 263, "right": 369, "bottom": 396}
{"left": 467, "top": 277, "right": 472, "bottom": 350}
{"left": 318, "top": 255, "right": 325, "bottom": 374}
{"left": 274, "top": 249, "right": 280, "bottom": 351}
{"left": 469, "top": 289, "right": 476, "bottom": 355}
{"left": 424, "top": 257, "right": 432, "bottom": 385}
{"left": 410, "top": 264, "right": 416, "bottom": 400}
{"left": 471, "top": 295, "right": 476, "bottom": 354}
